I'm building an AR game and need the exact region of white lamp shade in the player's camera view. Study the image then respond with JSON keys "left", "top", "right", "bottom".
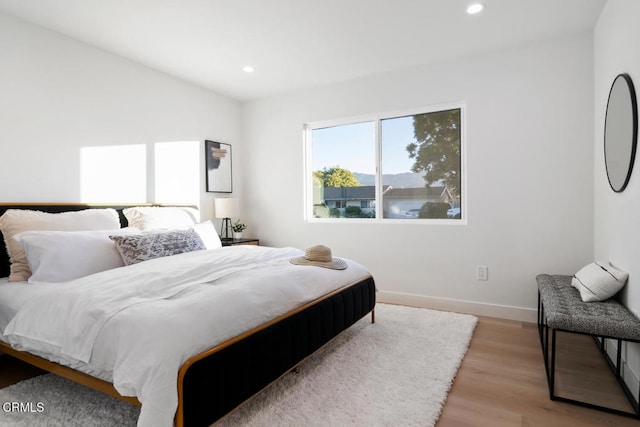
{"left": 214, "top": 198, "right": 239, "bottom": 218}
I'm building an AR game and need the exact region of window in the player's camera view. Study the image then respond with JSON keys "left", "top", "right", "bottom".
{"left": 155, "top": 141, "right": 200, "bottom": 204}
{"left": 361, "top": 200, "right": 373, "bottom": 209}
{"left": 80, "top": 145, "right": 146, "bottom": 203}
{"left": 80, "top": 141, "right": 201, "bottom": 206}
{"left": 305, "top": 105, "right": 463, "bottom": 221}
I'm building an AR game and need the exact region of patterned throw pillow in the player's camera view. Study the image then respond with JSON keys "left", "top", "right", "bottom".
{"left": 110, "top": 229, "right": 205, "bottom": 266}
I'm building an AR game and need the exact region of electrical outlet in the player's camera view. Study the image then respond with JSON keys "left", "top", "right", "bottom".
{"left": 477, "top": 265, "right": 488, "bottom": 281}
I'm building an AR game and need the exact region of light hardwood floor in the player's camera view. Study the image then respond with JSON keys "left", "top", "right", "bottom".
{"left": 438, "top": 316, "right": 639, "bottom": 426}
{"left": 1, "top": 316, "right": 638, "bottom": 426}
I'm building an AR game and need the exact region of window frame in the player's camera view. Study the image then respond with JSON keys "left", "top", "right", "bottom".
{"left": 304, "top": 102, "right": 467, "bottom": 224}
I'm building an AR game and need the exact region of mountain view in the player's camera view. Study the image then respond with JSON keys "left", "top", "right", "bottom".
{"left": 354, "top": 172, "right": 426, "bottom": 188}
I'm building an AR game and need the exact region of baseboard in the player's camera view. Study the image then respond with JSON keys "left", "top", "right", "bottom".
{"left": 377, "top": 290, "right": 537, "bottom": 323}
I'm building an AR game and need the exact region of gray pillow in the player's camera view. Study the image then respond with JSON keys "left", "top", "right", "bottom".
{"left": 110, "top": 229, "right": 205, "bottom": 266}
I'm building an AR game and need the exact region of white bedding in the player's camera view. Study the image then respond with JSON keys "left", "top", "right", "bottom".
{"left": 0, "top": 278, "right": 34, "bottom": 331}
{"left": 0, "top": 245, "right": 371, "bottom": 427}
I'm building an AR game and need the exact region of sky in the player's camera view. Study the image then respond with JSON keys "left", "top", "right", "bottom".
{"left": 311, "top": 115, "right": 417, "bottom": 175}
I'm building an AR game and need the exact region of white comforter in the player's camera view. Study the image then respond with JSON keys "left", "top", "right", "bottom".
{"left": 2, "top": 246, "right": 371, "bottom": 427}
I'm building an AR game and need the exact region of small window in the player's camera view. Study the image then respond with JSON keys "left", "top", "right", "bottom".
{"left": 155, "top": 141, "right": 200, "bottom": 204}
{"left": 306, "top": 106, "right": 463, "bottom": 221}
{"left": 80, "top": 145, "right": 146, "bottom": 202}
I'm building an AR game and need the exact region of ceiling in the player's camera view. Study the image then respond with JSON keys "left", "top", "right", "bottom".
{"left": 0, "top": 0, "right": 606, "bottom": 101}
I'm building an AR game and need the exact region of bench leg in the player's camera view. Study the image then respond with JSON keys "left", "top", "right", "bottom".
{"left": 546, "top": 331, "right": 640, "bottom": 419}
{"left": 538, "top": 294, "right": 553, "bottom": 392}
{"left": 616, "top": 339, "right": 622, "bottom": 379}
{"left": 550, "top": 329, "right": 557, "bottom": 400}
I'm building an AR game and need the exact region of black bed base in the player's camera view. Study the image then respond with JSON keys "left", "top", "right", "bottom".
{"left": 181, "top": 276, "right": 376, "bottom": 426}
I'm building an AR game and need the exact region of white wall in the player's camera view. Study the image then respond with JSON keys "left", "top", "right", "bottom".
{"left": 0, "top": 12, "right": 241, "bottom": 220}
{"left": 0, "top": 10, "right": 598, "bottom": 322}
{"left": 594, "top": 0, "right": 640, "bottom": 400}
{"left": 241, "top": 34, "right": 595, "bottom": 321}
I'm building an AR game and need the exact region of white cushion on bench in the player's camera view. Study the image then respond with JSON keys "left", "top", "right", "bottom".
{"left": 571, "top": 261, "right": 628, "bottom": 302}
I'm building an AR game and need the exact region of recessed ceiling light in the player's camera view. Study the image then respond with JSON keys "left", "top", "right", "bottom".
{"left": 467, "top": 3, "right": 485, "bottom": 14}
{"left": 242, "top": 66, "right": 255, "bottom": 73}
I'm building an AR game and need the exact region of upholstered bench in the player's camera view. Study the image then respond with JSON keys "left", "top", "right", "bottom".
{"left": 536, "top": 274, "right": 640, "bottom": 418}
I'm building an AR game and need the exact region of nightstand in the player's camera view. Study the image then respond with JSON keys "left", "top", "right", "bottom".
{"left": 221, "top": 238, "right": 259, "bottom": 247}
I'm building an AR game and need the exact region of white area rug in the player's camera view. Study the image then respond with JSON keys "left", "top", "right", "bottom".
{"left": 0, "top": 304, "right": 477, "bottom": 427}
{"left": 0, "top": 373, "right": 139, "bottom": 427}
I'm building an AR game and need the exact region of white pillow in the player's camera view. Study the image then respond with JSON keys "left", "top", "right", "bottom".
{"left": 13, "top": 228, "right": 139, "bottom": 283}
{"left": 0, "top": 209, "right": 121, "bottom": 282}
{"left": 123, "top": 206, "right": 200, "bottom": 230}
{"left": 571, "top": 261, "right": 628, "bottom": 302}
{"left": 191, "top": 221, "right": 222, "bottom": 249}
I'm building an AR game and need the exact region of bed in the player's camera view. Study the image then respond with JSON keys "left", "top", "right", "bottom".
{"left": 0, "top": 203, "right": 376, "bottom": 426}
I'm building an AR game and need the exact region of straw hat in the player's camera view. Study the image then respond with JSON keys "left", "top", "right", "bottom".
{"left": 289, "top": 245, "right": 347, "bottom": 270}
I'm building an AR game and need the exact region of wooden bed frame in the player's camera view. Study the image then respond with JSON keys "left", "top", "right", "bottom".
{"left": 0, "top": 203, "right": 376, "bottom": 426}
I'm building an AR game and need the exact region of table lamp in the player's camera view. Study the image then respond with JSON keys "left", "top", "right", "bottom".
{"left": 214, "top": 198, "right": 239, "bottom": 241}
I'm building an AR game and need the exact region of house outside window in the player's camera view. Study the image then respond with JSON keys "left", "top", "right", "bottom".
{"left": 305, "top": 104, "right": 464, "bottom": 222}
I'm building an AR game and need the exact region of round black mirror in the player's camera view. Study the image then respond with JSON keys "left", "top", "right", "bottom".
{"left": 604, "top": 73, "right": 638, "bottom": 192}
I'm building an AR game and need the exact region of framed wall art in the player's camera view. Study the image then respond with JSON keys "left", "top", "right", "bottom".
{"left": 205, "top": 140, "right": 232, "bottom": 193}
